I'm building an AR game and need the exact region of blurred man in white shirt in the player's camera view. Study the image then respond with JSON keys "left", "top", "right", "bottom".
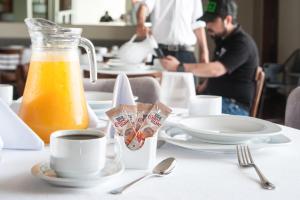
{"left": 136, "top": 0, "right": 209, "bottom": 64}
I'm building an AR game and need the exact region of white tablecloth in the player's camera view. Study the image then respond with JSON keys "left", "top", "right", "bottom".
{"left": 1, "top": 125, "right": 300, "bottom": 200}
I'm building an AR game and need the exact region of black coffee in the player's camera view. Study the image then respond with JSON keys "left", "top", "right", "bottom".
{"left": 58, "top": 134, "right": 101, "bottom": 140}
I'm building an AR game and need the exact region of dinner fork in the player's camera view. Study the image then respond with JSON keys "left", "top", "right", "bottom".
{"left": 236, "top": 145, "right": 275, "bottom": 190}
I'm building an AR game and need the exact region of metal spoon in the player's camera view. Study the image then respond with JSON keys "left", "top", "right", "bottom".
{"left": 110, "top": 157, "right": 176, "bottom": 194}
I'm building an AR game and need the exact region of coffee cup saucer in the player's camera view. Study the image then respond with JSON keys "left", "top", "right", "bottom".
{"left": 31, "top": 158, "right": 125, "bottom": 188}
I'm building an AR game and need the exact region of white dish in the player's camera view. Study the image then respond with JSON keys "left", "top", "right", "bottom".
{"left": 93, "top": 108, "right": 109, "bottom": 115}
{"left": 106, "top": 61, "right": 151, "bottom": 71}
{"left": 89, "top": 102, "right": 112, "bottom": 110}
{"left": 178, "top": 115, "right": 282, "bottom": 144}
{"left": 166, "top": 108, "right": 189, "bottom": 126}
{"left": 31, "top": 159, "right": 124, "bottom": 188}
{"left": 159, "top": 127, "right": 291, "bottom": 154}
{"left": 85, "top": 91, "right": 114, "bottom": 104}
{"left": 85, "top": 91, "right": 138, "bottom": 108}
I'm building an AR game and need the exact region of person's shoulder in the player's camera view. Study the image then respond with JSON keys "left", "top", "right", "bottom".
{"left": 236, "top": 28, "right": 256, "bottom": 44}
{"left": 231, "top": 28, "right": 256, "bottom": 48}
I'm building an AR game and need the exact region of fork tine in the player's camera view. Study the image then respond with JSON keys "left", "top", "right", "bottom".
{"left": 243, "top": 145, "right": 251, "bottom": 164}
{"left": 246, "top": 146, "right": 254, "bottom": 163}
{"left": 236, "top": 145, "right": 242, "bottom": 166}
{"left": 240, "top": 145, "right": 248, "bottom": 164}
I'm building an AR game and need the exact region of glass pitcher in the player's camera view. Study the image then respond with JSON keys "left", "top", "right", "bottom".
{"left": 19, "top": 18, "right": 97, "bottom": 143}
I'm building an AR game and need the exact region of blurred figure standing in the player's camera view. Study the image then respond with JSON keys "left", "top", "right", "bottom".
{"left": 136, "top": 0, "right": 209, "bottom": 64}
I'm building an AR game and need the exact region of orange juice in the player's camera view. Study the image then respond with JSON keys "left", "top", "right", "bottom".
{"left": 19, "top": 50, "right": 88, "bottom": 143}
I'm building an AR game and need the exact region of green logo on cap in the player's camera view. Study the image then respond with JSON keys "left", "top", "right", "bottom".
{"left": 206, "top": 1, "right": 217, "bottom": 13}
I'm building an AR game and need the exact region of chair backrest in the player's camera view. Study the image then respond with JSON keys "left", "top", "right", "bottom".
{"left": 285, "top": 87, "right": 300, "bottom": 129}
{"left": 83, "top": 76, "right": 161, "bottom": 104}
{"left": 15, "top": 63, "right": 30, "bottom": 96}
{"left": 0, "top": 48, "right": 23, "bottom": 70}
{"left": 250, "top": 66, "right": 265, "bottom": 117}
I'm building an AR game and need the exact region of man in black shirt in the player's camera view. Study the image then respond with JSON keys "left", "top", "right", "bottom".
{"left": 160, "top": 0, "right": 259, "bottom": 116}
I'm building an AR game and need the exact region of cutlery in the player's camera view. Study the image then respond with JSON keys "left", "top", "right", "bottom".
{"left": 236, "top": 145, "right": 275, "bottom": 190}
{"left": 110, "top": 157, "right": 176, "bottom": 194}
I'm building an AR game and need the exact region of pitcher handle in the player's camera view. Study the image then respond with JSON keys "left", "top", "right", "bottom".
{"left": 79, "top": 37, "right": 97, "bottom": 83}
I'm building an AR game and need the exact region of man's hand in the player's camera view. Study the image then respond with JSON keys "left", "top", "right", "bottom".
{"left": 160, "top": 55, "right": 180, "bottom": 72}
{"left": 136, "top": 23, "right": 150, "bottom": 38}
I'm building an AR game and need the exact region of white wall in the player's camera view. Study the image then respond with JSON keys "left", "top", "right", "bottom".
{"left": 72, "top": 0, "right": 126, "bottom": 24}
{"left": 278, "top": 0, "right": 300, "bottom": 63}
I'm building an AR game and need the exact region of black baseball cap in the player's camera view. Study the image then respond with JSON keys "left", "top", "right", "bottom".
{"left": 199, "top": 0, "right": 238, "bottom": 22}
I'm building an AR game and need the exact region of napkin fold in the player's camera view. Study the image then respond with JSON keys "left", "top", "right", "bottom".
{"left": 10, "top": 99, "right": 99, "bottom": 129}
{"left": 5, "top": 100, "right": 99, "bottom": 150}
{"left": 160, "top": 72, "right": 196, "bottom": 108}
{"left": 0, "top": 99, "right": 44, "bottom": 150}
{"left": 108, "top": 73, "right": 136, "bottom": 138}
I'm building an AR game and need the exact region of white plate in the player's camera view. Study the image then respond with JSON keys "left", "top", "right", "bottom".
{"left": 89, "top": 102, "right": 112, "bottom": 110}
{"left": 106, "top": 61, "right": 152, "bottom": 71}
{"left": 159, "top": 127, "right": 291, "bottom": 154}
{"left": 85, "top": 91, "right": 114, "bottom": 104}
{"left": 85, "top": 91, "right": 138, "bottom": 107}
{"left": 178, "top": 115, "right": 282, "bottom": 144}
{"left": 31, "top": 159, "right": 124, "bottom": 188}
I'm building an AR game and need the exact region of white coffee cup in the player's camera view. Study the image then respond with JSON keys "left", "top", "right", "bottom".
{"left": 188, "top": 95, "right": 222, "bottom": 116}
{"left": 0, "top": 84, "right": 13, "bottom": 105}
{"left": 50, "top": 130, "right": 119, "bottom": 178}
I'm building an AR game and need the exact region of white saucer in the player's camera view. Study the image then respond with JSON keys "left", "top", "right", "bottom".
{"left": 31, "top": 159, "right": 124, "bottom": 188}
{"left": 159, "top": 126, "right": 291, "bottom": 154}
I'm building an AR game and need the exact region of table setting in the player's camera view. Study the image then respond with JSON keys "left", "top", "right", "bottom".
{"left": 81, "top": 33, "right": 164, "bottom": 78}
{"left": 1, "top": 18, "right": 300, "bottom": 200}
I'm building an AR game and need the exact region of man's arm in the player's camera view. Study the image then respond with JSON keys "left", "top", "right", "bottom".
{"left": 136, "top": 4, "right": 150, "bottom": 38}
{"left": 184, "top": 62, "right": 227, "bottom": 77}
{"left": 160, "top": 55, "right": 227, "bottom": 78}
{"left": 194, "top": 27, "right": 209, "bottom": 63}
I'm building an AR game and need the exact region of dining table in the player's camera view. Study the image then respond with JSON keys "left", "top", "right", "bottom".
{"left": 81, "top": 62, "right": 163, "bottom": 79}
{"left": 1, "top": 124, "right": 300, "bottom": 200}
{"left": 83, "top": 68, "right": 162, "bottom": 79}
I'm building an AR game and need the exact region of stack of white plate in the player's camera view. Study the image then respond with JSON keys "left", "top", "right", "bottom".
{"left": 85, "top": 91, "right": 113, "bottom": 120}
{"left": 106, "top": 59, "right": 151, "bottom": 71}
{"left": 159, "top": 114, "right": 290, "bottom": 153}
{"left": 85, "top": 91, "right": 138, "bottom": 121}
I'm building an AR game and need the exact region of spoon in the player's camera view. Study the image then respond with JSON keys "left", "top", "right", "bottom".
{"left": 110, "top": 157, "right": 176, "bottom": 194}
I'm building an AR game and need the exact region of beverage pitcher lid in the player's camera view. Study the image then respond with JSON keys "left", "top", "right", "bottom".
{"left": 25, "top": 18, "right": 82, "bottom": 38}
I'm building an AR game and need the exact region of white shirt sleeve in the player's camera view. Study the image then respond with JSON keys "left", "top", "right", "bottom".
{"left": 142, "top": 0, "right": 156, "bottom": 14}
{"left": 191, "top": 0, "right": 206, "bottom": 30}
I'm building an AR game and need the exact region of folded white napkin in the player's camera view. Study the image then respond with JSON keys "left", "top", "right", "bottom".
{"left": 4, "top": 100, "right": 99, "bottom": 150}
{"left": 0, "top": 99, "right": 43, "bottom": 150}
{"left": 108, "top": 73, "right": 136, "bottom": 138}
{"left": 160, "top": 72, "right": 196, "bottom": 108}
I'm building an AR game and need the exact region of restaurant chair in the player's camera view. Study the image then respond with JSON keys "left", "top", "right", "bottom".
{"left": 15, "top": 63, "right": 30, "bottom": 96}
{"left": 0, "top": 47, "right": 24, "bottom": 97}
{"left": 83, "top": 77, "right": 161, "bottom": 104}
{"left": 263, "top": 49, "right": 300, "bottom": 96}
{"left": 250, "top": 66, "right": 265, "bottom": 117}
{"left": 285, "top": 87, "right": 300, "bottom": 129}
